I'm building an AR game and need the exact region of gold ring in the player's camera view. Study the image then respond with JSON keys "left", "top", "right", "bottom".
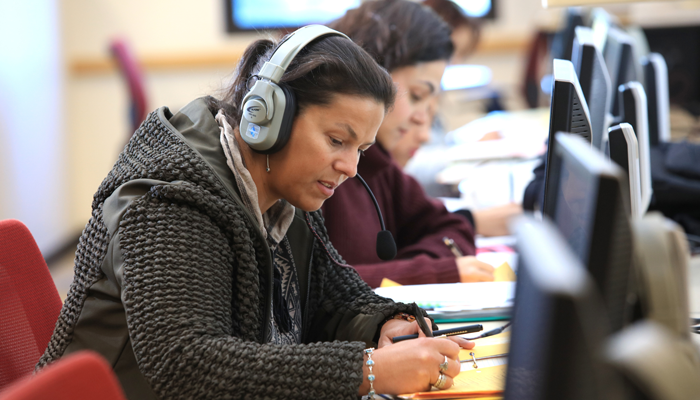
{"left": 433, "top": 373, "right": 447, "bottom": 390}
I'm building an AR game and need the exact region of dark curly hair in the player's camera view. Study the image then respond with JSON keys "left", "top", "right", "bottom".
{"left": 329, "top": 0, "right": 454, "bottom": 73}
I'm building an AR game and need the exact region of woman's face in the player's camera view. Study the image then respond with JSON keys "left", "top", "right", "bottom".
{"left": 268, "top": 94, "right": 385, "bottom": 211}
{"left": 390, "top": 97, "right": 437, "bottom": 168}
{"left": 376, "top": 60, "right": 447, "bottom": 152}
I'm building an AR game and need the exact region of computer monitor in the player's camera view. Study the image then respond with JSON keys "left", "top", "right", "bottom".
{"left": 544, "top": 133, "right": 633, "bottom": 332}
{"left": 608, "top": 123, "right": 643, "bottom": 218}
{"left": 504, "top": 216, "right": 623, "bottom": 400}
{"left": 550, "top": 8, "right": 585, "bottom": 61}
{"left": 618, "top": 82, "right": 652, "bottom": 214}
{"left": 542, "top": 59, "right": 592, "bottom": 216}
{"left": 607, "top": 123, "right": 642, "bottom": 218}
{"left": 604, "top": 27, "right": 636, "bottom": 118}
{"left": 572, "top": 26, "right": 612, "bottom": 150}
{"left": 641, "top": 53, "right": 671, "bottom": 146}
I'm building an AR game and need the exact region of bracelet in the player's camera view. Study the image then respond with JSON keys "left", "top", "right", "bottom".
{"left": 380, "top": 312, "right": 416, "bottom": 328}
{"left": 364, "top": 348, "right": 376, "bottom": 399}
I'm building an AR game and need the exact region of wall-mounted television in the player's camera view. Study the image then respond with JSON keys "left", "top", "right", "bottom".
{"left": 225, "top": 0, "right": 495, "bottom": 32}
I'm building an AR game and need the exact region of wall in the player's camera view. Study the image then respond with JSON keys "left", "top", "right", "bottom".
{"left": 62, "top": 0, "right": 266, "bottom": 238}
{"left": 0, "top": 0, "right": 68, "bottom": 253}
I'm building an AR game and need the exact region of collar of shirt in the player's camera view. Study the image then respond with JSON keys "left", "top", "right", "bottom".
{"left": 215, "top": 110, "right": 295, "bottom": 248}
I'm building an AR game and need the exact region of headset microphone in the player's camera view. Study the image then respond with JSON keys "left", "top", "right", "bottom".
{"left": 355, "top": 174, "right": 397, "bottom": 261}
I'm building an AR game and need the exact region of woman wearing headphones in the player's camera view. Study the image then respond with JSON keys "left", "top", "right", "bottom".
{"left": 323, "top": 0, "right": 495, "bottom": 288}
{"left": 37, "top": 26, "right": 472, "bottom": 399}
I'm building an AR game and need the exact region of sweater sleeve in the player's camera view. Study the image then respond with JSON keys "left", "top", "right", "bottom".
{"left": 348, "top": 166, "right": 474, "bottom": 288}
{"left": 117, "top": 190, "right": 366, "bottom": 400}
{"left": 303, "top": 212, "right": 436, "bottom": 345}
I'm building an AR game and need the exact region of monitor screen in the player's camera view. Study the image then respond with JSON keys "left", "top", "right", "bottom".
{"left": 504, "top": 216, "right": 621, "bottom": 400}
{"left": 553, "top": 154, "right": 596, "bottom": 265}
{"left": 225, "top": 0, "right": 495, "bottom": 32}
{"left": 546, "top": 133, "right": 633, "bottom": 332}
{"left": 226, "top": 0, "right": 360, "bottom": 31}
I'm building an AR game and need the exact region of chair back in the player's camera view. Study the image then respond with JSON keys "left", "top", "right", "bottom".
{"left": 0, "top": 351, "right": 126, "bottom": 400}
{"left": 0, "top": 220, "right": 62, "bottom": 390}
{"left": 110, "top": 38, "right": 148, "bottom": 135}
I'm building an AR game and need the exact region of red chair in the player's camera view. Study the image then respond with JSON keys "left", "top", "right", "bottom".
{"left": 0, "top": 351, "right": 127, "bottom": 400}
{"left": 0, "top": 220, "right": 62, "bottom": 390}
{"left": 110, "top": 38, "right": 149, "bottom": 137}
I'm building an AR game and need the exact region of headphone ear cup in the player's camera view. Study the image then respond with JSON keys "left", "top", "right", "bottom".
{"left": 264, "top": 83, "right": 297, "bottom": 154}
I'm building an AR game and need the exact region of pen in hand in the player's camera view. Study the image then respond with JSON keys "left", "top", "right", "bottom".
{"left": 392, "top": 324, "right": 483, "bottom": 343}
{"left": 443, "top": 237, "right": 464, "bottom": 258}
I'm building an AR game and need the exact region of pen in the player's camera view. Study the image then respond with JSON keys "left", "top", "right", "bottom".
{"left": 442, "top": 237, "right": 464, "bottom": 258}
{"left": 391, "top": 324, "right": 483, "bottom": 343}
{"left": 464, "top": 322, "right": 511, "bottom": 340}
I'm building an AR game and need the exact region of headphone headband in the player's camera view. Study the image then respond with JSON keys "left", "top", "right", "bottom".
{"left": 258, "top": 25, "right": 350, "bottom": 83}
{"left": 240, "top": 25, "right": 348, "bottom": 153}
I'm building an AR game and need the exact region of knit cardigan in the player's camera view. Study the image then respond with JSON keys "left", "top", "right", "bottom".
{"left": 36, "top": 98, "right": 422, "bottom": 399}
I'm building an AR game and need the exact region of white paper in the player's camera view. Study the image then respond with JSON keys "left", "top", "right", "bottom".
{"left": 374, "top": 281, "right": 515, "bottom": 310}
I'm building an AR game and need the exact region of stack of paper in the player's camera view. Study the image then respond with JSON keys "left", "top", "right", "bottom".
{"left": 399, "top": 336, "right": 510, "bottom": 399}
{"left": 374, "top": 280, "right": 515, "bottom": 322}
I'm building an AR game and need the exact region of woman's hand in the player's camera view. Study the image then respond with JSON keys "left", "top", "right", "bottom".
{"left": 378, "top": 319, "right": 475, "bottom": 349}
{"left": 359, "top": 337, "right": 464, "bottom": 395}
{"left": 473, "top": 203, "right": 522, "bottom": 237}
{"left": 457, "top": 256, "right": 495, "bottom": 282}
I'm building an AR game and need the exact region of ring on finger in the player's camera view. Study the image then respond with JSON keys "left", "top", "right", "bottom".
{"left": 439, "top": 355, "right": 449, "bottom": 373}
{"left": 433, "top": 373, "right": 448, "bottom": 390}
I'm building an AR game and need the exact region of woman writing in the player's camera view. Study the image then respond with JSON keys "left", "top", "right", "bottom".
{"left": 37, "top": 26, "right": 472, "bottom": 399}
{"left": 323, "top": 0, "right": 496, "bottom": 288}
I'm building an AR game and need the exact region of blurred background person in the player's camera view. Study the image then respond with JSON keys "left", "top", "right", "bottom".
{"left": 323, "top": 0, "right": 496, "bottom": 288}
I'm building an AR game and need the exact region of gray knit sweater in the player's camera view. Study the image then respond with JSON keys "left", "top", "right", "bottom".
{"left": 37, "top": 98, "right": 422, "bottom": 399}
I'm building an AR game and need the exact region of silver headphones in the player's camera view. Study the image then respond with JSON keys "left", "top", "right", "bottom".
{"left": 239, "top": 25, "right": 349, "bottom": 154}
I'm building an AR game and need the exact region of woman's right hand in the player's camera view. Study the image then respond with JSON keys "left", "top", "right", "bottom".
{"left": 360, "top": 337, "right": 462, "bottom": 395}
{"left": 457, "top": 256, "right": 495, "bottom": 282}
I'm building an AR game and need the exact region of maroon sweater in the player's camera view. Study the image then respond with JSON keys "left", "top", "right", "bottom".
{"left": 321, "top": 144, "right": 476, "bottom": 288}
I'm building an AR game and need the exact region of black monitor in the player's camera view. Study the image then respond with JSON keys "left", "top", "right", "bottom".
{"left": 504, "top": 216, "right": 624, "bottom": 400}
{"left": 618, "top": 82, "right": 652, "bottom": 214}
{"left": 543, "top": 133, "right": 633, "bottom": 332}
{"left": 641, "top": 53, "right": 671, "bottom": 146}
{"left": 550, "top": 7, "right": 585, "bottom": 61}
{"left": 572, "top": 26, "right": 612, "bottom": 150}
{"left": 604, "top": 28, "right": 637, "bottom": 118}
{"left": 542, "top": 59, "right": 592, "bottom": 216}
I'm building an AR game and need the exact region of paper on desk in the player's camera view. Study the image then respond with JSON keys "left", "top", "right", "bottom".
{"left": 380, "top": 277, "right": 402, "bottom": 288}
{"left": 460, "top": 339, "right": 509, "bottom": 362}
{"left": 398, "top": 365, "right": 507, "bottom": 399}
{"left": 493, "top": 263, "right": 516, "bottom": 282}
{"left": 374, "top": 282, "right": 515, "bottom": 310}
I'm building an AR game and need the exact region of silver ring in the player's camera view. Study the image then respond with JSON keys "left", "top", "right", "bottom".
{"left": 433, "top": 373, "right": 447, "bottom": 390}
{"left": 439, "top": 355, "right": 449, "bottom": 373}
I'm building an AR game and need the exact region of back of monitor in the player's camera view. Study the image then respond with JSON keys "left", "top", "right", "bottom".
{"left": 641, "top": 53, "right": 671, "bottom": 146}
{"left": 631, "top": 212, "right": 691, "bottom": 337}
{"left": 619, "top": 82, "right": 652, "bottom": 214}
{"left": 606, "top": 321, "right": 700, "bottom": 400}
{"left": 608, "top": 123, "right": 642, "bottom": 219}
